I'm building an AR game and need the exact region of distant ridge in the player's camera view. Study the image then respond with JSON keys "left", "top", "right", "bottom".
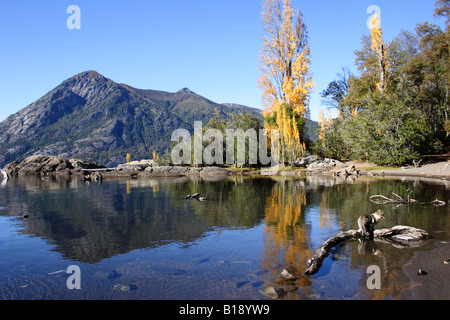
{"left": 0, "top": 71, "right": 318, "bottom": 167}
{"left": 0, "top": 71, "right": 260, "bottom": 167}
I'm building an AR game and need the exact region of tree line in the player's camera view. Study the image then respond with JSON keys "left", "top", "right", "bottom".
{"left": 166, "top": 0, "right": 448, "bottom": 168}
{"left": 317, "top": 0, "right": 449, "bottom": 165}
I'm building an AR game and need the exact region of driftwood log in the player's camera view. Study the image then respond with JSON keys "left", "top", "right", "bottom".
{"left": 184, "top": 193, "right": 207, "bottom": 201}
{"left": 304, "top": 226, "right": 430, "bottom": 275}
{"left": 332, "top": 165, "right": 361, "bottom": 177}
{"left": 370, "top": 191, "right": 447, "bottom": 206}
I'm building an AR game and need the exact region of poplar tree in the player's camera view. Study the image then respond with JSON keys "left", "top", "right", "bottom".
{"left": 369, "top": 13, "right": 389, "bottom": 94}
{"left": 258, "top": 0, "right": 314, "bottom": 164}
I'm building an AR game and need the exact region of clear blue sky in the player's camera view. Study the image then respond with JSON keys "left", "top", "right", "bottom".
{"left": 0, "top": 0, "right": 444, "bottom": 123}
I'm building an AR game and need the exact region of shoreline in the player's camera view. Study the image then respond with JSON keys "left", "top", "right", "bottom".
{"left": 362, "top": 161, "right": 450, "bottom": 180}
{"left": 3, "top": 155, "right": 449, "bottom": 181}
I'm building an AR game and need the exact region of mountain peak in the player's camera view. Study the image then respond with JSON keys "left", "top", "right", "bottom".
{"left": 68, "top": 70, "right": 108, "bottom": 84}
{"left": 76, "top": 70, "right": 102, "bottom": 78}
{"left": 62, "top": 70, "right": 114, "bottom": 101}
{"left": 178, "top": 87, "right": 195, "bottom": 94}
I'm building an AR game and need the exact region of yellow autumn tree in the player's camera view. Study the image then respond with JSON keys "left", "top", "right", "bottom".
{"left": 258, "top": 0, "right": 314, "bottom": 164}
{"left": 368, "top": 13, "right": 389, "bottom": 94}
{"left": 318, "top": 108, "right": 334, "bottom": 145}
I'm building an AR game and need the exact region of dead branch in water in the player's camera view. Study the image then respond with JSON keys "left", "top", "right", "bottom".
{"left": 370, "top": 190, "right": 447, "bottom": 207}
{"left": 304, "top": 226, "right": 430, "bottom": 276}
{"left": 304, "top": 230, "right": 359, "bottom": 276}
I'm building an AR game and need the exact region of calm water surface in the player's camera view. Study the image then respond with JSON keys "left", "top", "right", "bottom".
{"left": 0, "top": 174, "right": 448, "bottom": 300}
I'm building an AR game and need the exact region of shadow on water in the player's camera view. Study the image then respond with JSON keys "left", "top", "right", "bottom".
{"left": 0, "top": 174, "right": 448, "bottom": 299}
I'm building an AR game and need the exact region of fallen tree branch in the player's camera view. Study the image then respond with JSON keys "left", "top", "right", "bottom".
{"left": 304, "top": 230, "right": 359, "bottom": 276}
{"left": 370, "top": 193, "right": 447, "bottom": 206}
{"left": 374, "top": 225, "right": 430, "bottom": 242}
{"left": 304, "top": 225, "right": 430, "bottom": 275}
{"left": 413, "top": 159, "right": 423, "bottom": 168}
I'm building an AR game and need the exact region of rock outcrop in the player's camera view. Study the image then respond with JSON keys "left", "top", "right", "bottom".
{"left": 3, "top": 155, "right": 229, "bottom": 178}
{"left": 139, "top": 166, "right": 229, "bottom": 177}
{"left": 114, "top": 160, "right": 229, "bottom": 177}
{"left": 116, "top": 160, "right": 155, "bottom": 172}
{"left": 295, "top": 156, "right": 346, "bottom": 170}
{"left": 4, "top": 155, "right": 105, "bottom": 177}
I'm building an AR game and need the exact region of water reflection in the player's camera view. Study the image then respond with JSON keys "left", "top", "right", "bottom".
{"left": 258, "top": 175, "right": 449, "bottom": 299}
{"left": 262, "top": 179, "right": 312, "bottom": 295}
{"left": 0, "top": 175, "right": 274, "bottom": 263}
{"left": 0, "top": 174, "right": 448, "bottom": 300}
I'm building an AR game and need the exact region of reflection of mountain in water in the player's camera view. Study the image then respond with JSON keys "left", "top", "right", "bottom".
{"left": 0, "top": 176, "right": 273, "bottom": 263}
{"left": 1, "top": 174, "right": 447, "bottom": 267}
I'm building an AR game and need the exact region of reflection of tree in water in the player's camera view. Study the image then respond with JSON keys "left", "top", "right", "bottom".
{"left": 173, "top": 176, "right": 273, "bottom": 228}
{"left": 262, "top": 179, "right": 312, "bottom": 295}
{"left": 319, "top": 192, "right": 336, "bottom": 231}
{"left": 259, "top": 175, "right": 447, "bottom": 299}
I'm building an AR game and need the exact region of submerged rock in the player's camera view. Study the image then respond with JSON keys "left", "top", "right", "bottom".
{"left": 113, "top": 284, "right": 138, "bottom": 291}
{"left": 280, "top": 269, "right": 296, "bottom": 281}
{"left": 259, "top": 286, "right": 286, "bottom": 299}
{"left": 417, "top": 269, "right": 428, "bottom": 276}
{"left": 184, "top": 193, "right": 207, "bottom": 201}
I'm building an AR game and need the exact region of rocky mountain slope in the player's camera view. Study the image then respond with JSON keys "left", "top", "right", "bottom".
{"left": 0, "top": 71, "right": 318, "bottom": 168}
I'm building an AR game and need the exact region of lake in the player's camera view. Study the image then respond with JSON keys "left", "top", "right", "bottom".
{"left": 0, "top": 174, "right": 448, "bottom": 300}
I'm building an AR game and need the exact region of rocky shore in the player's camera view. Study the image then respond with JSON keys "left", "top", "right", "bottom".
{"left": 0, "top": 155, "right": 353, "bottom": 180}
{"left": 112, "top": 162, "right": 230, "bottom": 178}
{"left": 2, "top": 155, "right": 230, "bottom": 179}
{"left": 2, "top": 155, "right": 449, "bottom": 181}
{"left": 3, "top": 155, "right": 105, "bottom": 177}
